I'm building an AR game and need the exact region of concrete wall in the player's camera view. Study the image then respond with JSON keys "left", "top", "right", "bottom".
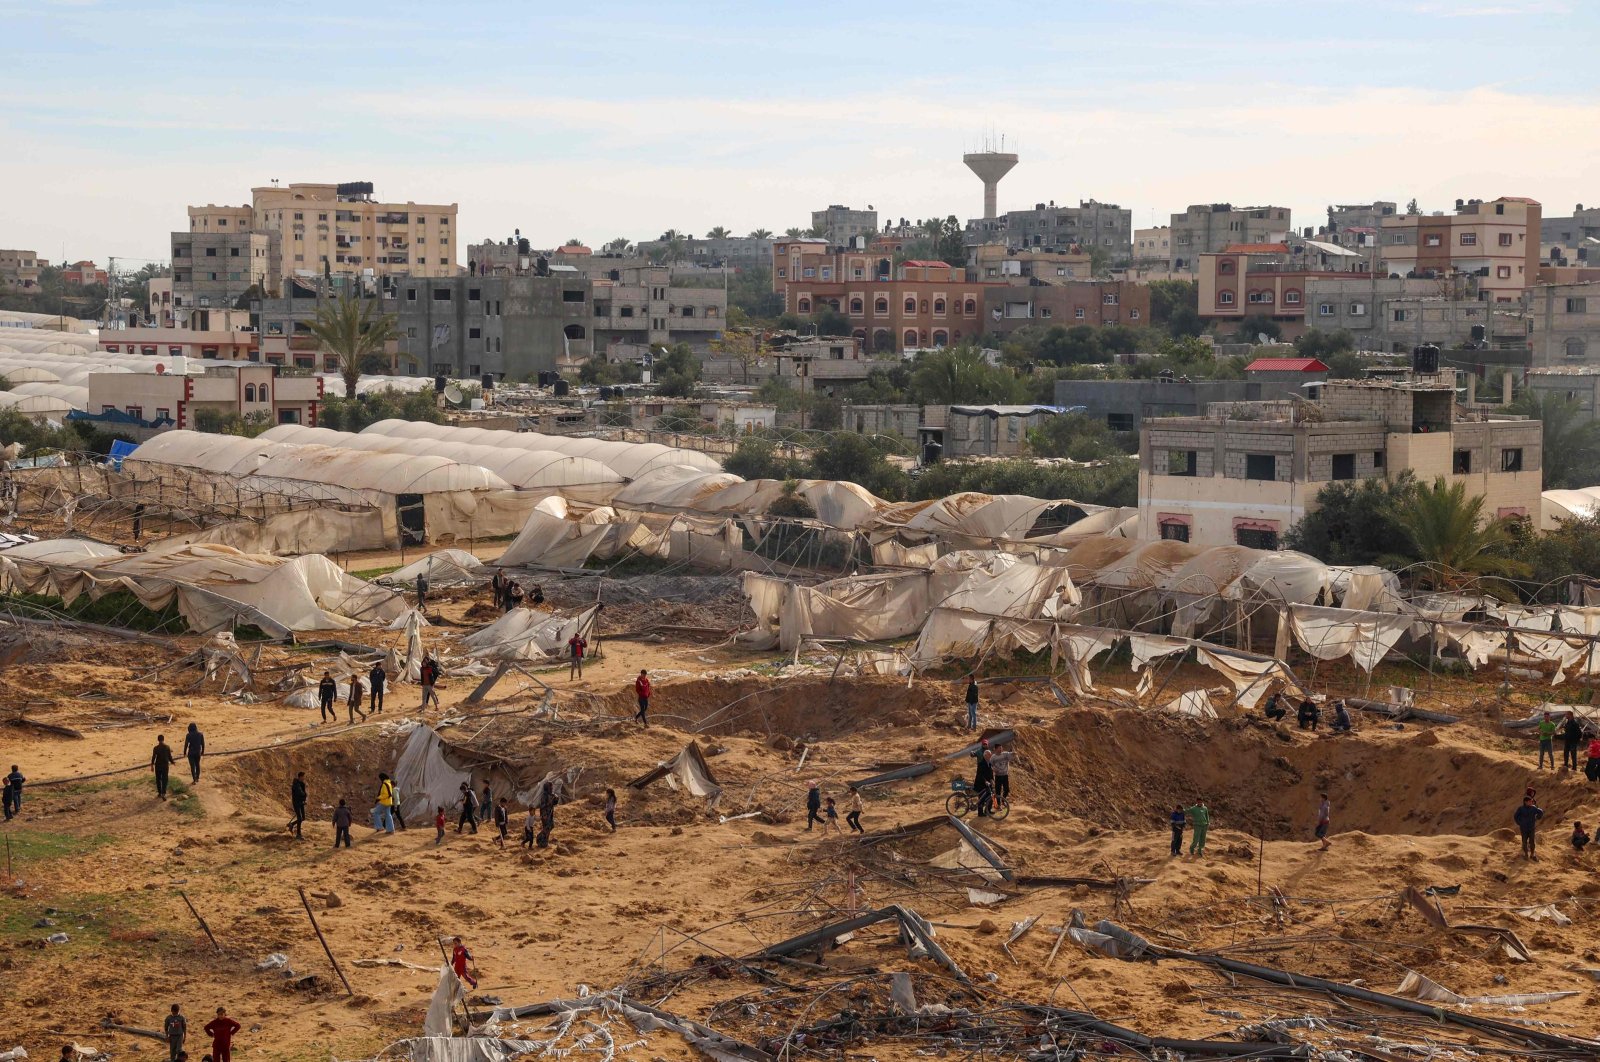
{"left": 389, "top": 275, "right": 592, "bottom": 380}
{"left": 1055, "top": 378, "right": 1257, "bottom": 431}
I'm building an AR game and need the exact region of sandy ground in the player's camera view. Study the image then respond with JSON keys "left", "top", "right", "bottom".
{"left": 3, "top": 583, "right": 1600, "bottom": 1060}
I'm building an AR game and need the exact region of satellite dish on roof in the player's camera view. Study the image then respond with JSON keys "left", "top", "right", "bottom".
{"left": 443, "top": 384, "right": 464, "bottom": 406}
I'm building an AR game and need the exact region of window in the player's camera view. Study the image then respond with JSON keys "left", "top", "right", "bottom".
{"left": 1425, "top": 234, "right": 1442, "bottom": 247}
{"left": 1497, "top": 266, "right": 1511, "bottom": 279}
{"left": 1166, "top": 450, "right": 1197, "bottom": 476}
{"left": 777, "top": 267, "right": 787, "bottom": 279}
{"left": 1219, "top": 260, "right": 1236, "bottom": 275}
{"left": 205, "top": 247, "right": 217, "bottom": 257}
{"left": 1373, "top": 450, "right": 1385, "bottom": 470}
{"left": 469, "top": 288, "right": 481, "bottom": 301}
{"left": 1283, "top": 290, "right": 1300, "bottom": 305}
{"left": 1318, "top": 303, "right": 1334, "bottom": 316}
{"left": 1393, "top": 308, "right": 1411, "bottom": 322}
{"left": 1244, "top": 454, "right": 1276, "bottom": 480}
{"left": 1565, "top": 337, "right": 1587, "bottom": 359}
{"left": 933, "top": 298, "right": 945, "bottom": 314}
{"left": 802, "top": 267, "right": 815, "bottom": 278}
{"left": 1331, "top": 453, "right": 1355, "bottom": 480}
{"left": 1129, "top": 308, "right": 1141, "bottom": 319}
{"left": 561, "top": 289, "right": 585, "bottom": 303}
{"left": 1566, "top": 297, "right": 1587, "bottom": 313}
{"left": 1349, "top": 302, "right": 1367, "bottom": 316}
{"left": 1159, "top": 521, "right": 1190, "bottom": 543}
{"left": 1218, "top": 291, "right": 1235, "bottom": 306}
{"left": 1107, "top": 412, "right": 1136, "bottom": 432}
{"left": 1499, "top": 233, "right": 1514, "bottom": 246}
{"left": 798, "top": 298, "right": 812, "bottom": 313}
{"left": 433, "top": 288, "right": 451, "bottom": 301}
{"left": 125, "top": 405, "right": 143, "bottom": 420}
{"left": 681, "top": 306, "right": 695, "bottom": 317}
{"left": 155, "top": 408, "right": 170, "bottom": 422}
{"left": 1501, "top": 447, "right": 1523, "bottom": 472}
{"left": 469, "top": 327, "right": 481, "bottom": 339}
{"left": 1041, "top": 307, "right": 1053, "bottom": 318}
{"left": 1452, "top": 449, "right": 1472, "bottom": 474}
{"left": 964, "top": 299, "right": 976, "bottom": 314}
{"left": 1460, "top": 232, "right": 1477, "bottom": 246}
{"left": 903, "top": 329, "right": 917, "bottom": 346}
{"left": 1074, "top": 307, "right": 1086, "bottom": 319}
{"left": 875, "top": 298, "right": 888, "bottom": 314}
{"left": 1103, "top": 293, "right": 1119, "bottom": 305}
{"left": 850, "top": 298, "right": 863, "bottom": 314}
{"left": 904, "top": 297, "right": 916, "bottom": 313}
{"left": 1235, "top": 526, "right": 1279, "bottom": 550}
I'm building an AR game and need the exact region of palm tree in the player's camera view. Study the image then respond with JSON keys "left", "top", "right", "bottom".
{"left": 748, "top": 228, "right": 773, "bottom": 239}
{"left": 1392, "top": 476, "right": 1529, "bottom": 590}
{"left": 806, "top": 225, "right": 827, "bottom": 238}
{"left": 705, "top": 226, "right": 731, "bottom": 239}
{"left": 563, "top": 237, "right": 586, "bottom": 248}
{"left": 601, "top": 237, "right": 632, "bottom": 255}
{"left": 657, "top": 229, "right": 690, "bottom": 262}
{"left": 306, "top": 292, "right": 401, "bottom": 399}
{"left": 784, "top": 227, "right": 804, "bottom": 238}
{"left": 1510, "top": 389, "right": 1600, "bottom": 489}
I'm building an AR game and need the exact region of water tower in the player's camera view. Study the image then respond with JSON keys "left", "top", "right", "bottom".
{"left": 964, "top": 139, "right": 1018, "bottom": 219}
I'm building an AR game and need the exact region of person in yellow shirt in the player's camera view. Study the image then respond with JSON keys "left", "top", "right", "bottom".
{"left": 376, "top": 772, "right": 397, "bottom": 834}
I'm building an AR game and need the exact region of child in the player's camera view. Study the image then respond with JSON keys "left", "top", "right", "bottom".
{"left": 824, "top": 795, "right": 840, "bottom": 833}
{"left": 521, "top": 806, "right": 536, "bottom": 848}
{"left": 846, "top": 788, "right": 864, "bottom": 834}
{"left": 604, "top": 788, "right": 617, "bottom": 832}
{"left": 434, "top": 805, "right": 446, "bottom": 846}
{"left": 493, "top": 798, "right": 510, "bottom": 849}
{"left": 1573, "top": 820, "right": 1590, "bottom": 856}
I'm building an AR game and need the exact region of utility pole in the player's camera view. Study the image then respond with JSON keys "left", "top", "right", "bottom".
{"left": 108, "top": 257, "right": 119, "bottom": 329}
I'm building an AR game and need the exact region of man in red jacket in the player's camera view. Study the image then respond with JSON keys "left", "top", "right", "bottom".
{"left": 203, "top": 1006, "right": 241, "bottom": 1062}
{"left": 634, "top": 669, "right": 651, "bottom": 726}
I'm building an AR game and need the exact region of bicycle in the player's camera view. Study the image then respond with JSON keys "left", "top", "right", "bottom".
{"left": 945, "top": 778, "right": 1008, "bottom": 820}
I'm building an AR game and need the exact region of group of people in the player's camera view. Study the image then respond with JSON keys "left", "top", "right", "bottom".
{"left": 969, "top": 737, "right": 1016, "bottom": 816}
{"left": 158, "top": 1003, "right": 240, "bottom": 1062}
{"left": 804, "top": 780, "right": 865, "bottom": 833}
{"left": 2, "top": 764, "right": 23, "bottom": 820}
{"left": 1533, "top": 710, "right": 1598, "bottom": 774}
{"left": 149, "top": 724, "right": 206, "bottom": 799}
{"left": 314, "top": 662, "right": 389, "bottom": 725}
{"left": 490, "top": 571, "right": 544, "bottom": 612}
{"left": 1262, "top": 692, "right": 1353, "bottom": 733}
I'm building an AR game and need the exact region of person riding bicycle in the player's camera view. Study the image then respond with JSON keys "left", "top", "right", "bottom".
{"left": 972, "top": 739, "right": 995, "bottom": 817}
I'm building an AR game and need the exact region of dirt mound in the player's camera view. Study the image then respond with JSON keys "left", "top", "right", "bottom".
{"left": 1016, "top": 710, "right": 1599, "bottom": 838}
{"left": 591, "top": 676, "right": 945, "bottom": 739}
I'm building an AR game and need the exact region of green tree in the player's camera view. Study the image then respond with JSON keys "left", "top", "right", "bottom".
{"left": 1294, "top": 328, "right": 1356, "bottom": 360}
{"left": 653, "top": 342, "right": 701, "bottom": 398}
{"left": 1236, "top": 315, "right": 1281, "bottom": 342}
{"left": 1036, "top": 325, "right": 1104, "bottom": 366}
{"left": 1285, "top": 475, "right": 1416, "bottom": 566}
{"left": 705, "top": 226, "right": 731, "bottom": 239}
{"left": 808, "top": 433, "right": 906, "bottom": 498}
{"left": 814, "top": 306, "right": 851, "bottom": 336}
{"left": 1147, "top": 280, "right": 1200, "bottom": 337}
{"left": 748, "top": 228, "right": 773, "bottom": 239}
{"left": 1509, "top": 389, "right": 1600, "bottom": 489}
{"left": 725, "top": 436, "right": 805, "bottom": 480}
{"left": 1025, "top": 413, "right": 1131, "bottom": 460}
{"left": 1086, "top": 246, "right": 1111, "bottom": 276}
{"left": 784, "top": 227, "right": 805, "bottom": 238}
{"left": 1513, "top": 516, "right": 1600, "bottom": 602}
{"left": 601, "top": 237, "right": 633, "bottom": 255}
{"left": 1394, "top": 476, "right": 1530, "bottom": 590}
{"left": 908, "top": 347, "right": 1027, "bottom": 404}
{"left": 306, "top": 293, "right": 400, "bottom": 399}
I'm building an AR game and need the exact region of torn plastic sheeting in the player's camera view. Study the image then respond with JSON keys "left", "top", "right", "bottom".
{"left": 1290, "top": 604, "right": 1412, "bottom": 672}
{"left": 423, "top": 965, "right": 464, "bottom": 1038}
{"left": 463, "top": 604, "right": 598, "bottom": 663}
{"left": 1515, "top": 632, "right": 1589, "bottom": 684}
{"left": 1129, "top": 634, "right": 1186, "bottom": 673}
{"left": 967, "top": 886, "right": 1007, "bottom": 905}
{"left": 1163, "top": 689, "right": 1216, "bottom": 718}
{"left": 947, "top": 814, "right": 1013, "bottom": 881}
{"left": 1193, "top": 646, "right": 1298, "bottom": 710}
{"left": 627, "top": 743, "right": 721, "bottom": 800}
{"left": 1067, "top": 927, "right": 1152, "bottom": 961}
{"left": 1512, "top": 903, "right": 1572, "bottom": 925}
{"left": 1395, "top": 969, "right": 1578, "bottom": 1007}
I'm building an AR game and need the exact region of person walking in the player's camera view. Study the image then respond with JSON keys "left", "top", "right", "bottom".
{"left": 450, "top": 937, "right": 478, "bottom": 989}
{"left": 603, "top": 788, "right": 617, "bottom": 832}
{"left": 288, "top": 772, "right": 308, "bottom": 839}
{"left": 846, "top": 788, "right": 864, "bottom": 834}
{"left": 1514, "top": 795, "right": 1544, "bottom": 860}
{"left": 2, "top": 764, "right": 23, "bottom": 821}
{"left": 634, "top": 669, "right": 651, "bottom": 725}
{"left": 568, "top": 631, "right": 587, "bottom": 680}
{"left": 1315, "top": 793, "right": 1332, "bottom": 850}
{"left": 804, "top": 781, "right": 824, "bottom": 831}
{"left": 390, "top": 780, "right": 407, "bottom": 832}
{"left": 374, "top": 773, "right": 397, "bottom": 835}
{"left": 1168, "top": 805, "right": 1186, "bottom": 857}
{"left": 536, "top": 781, "right": 557, "bottom": 848}
{"left": 203, "top": 1007, "right": 240, "bottom": 1062}
{"left": 490, "top": 571, "right": 505, "bottom": 611}
{"left": 823, "top": 795, "right": 841, "bottom": 833}
{"left": 419, "top": 655, "right": 440, "bottom": 710}
{"left": 1537, "top": 712, "right": 1558, "bottom": 770}
{"left": 1186, "top": 800, "right": 1211, "bottom": 858}
{"left": 1571, "top": 821, "right": 1590, "bottom": 857}
{"left": 151, "top": 735, "right": 174, "bottom": 800}
{"left": 435, "top": 806, "right": 447, "bottom": 847}
{"left": 965, "top": 676, "right": 980, "bottom": 731}
{"left": 368, "top": 661, "right": 387, "bottom": 714}
{"left": 1561, "top": 711, "right": 1584, "bottom": 771}
{"left": 521, "top": 804, "right": 537, "bottom": 848}
{"left": 492, "top": 798, "right": 510, "bottom": 849}
{"left": 346, "top": 673, "right": 366, "bottom": 724}
{"left": 163, "top": 1003, "right": 187, "bottom": 1062}
{"left": 183, "top": 722, "right": 205, "bottom": 784}
{"left": 988, "top": 745, "right": 1015, "bottom": 810}
{"left": 332, "top": 799, "right": 353, "bottom": 848}
{"left": 317, "top": 671, "right": 338, "bottom": 723}
{"left": 456, "top": 782, "right": 479, "bottom": 833}
{"left": 480, "top": 782, "right": 494, "bottom": 825}
{"left": 415, "top": 572, "right": 428, "bottom": 611}
{"left": 972, "top": 739, "right": 995, "bottom": 817}
{"left": 1588, "top": 736, "right": 1600, "bottom": 782}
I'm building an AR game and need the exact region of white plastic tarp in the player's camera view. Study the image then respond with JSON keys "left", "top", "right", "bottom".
{"left": 394, "top": 725, "right": 475, "bottom": 826}
{"left": 1290, "top": 604, "right": 1412, "bottom": 672}
{"left": 462, "top": 604, "right": 598, "bottom": 663}
{"left": 381, "top": 549, "right": 487, "bottom": 589}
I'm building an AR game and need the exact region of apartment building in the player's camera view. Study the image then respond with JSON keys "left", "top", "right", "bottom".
{"left": 1197, "top": 241, "right": 1369, "bottom": 339}
{"left": 773, "top": 245, "right": 988, "bottom": 353}
{"left": 591, "top": 265, "right": 726, "bottom": 351}
{"left": 1378, "top": 197, "right": 1540, "bottom": 302}
{"left": 189, "top": 181, "right": 458, "bottom": 285}
{"left": 100, "top": 323, "right": 257, "bottom": 362}
{"left": 170, "top": 230, "right": 275, "bottom": 326}
{"left": 982, "top": 281, "right": 1151, "bottom": 337}
{"left": 810, "top": 205, "right": 877, "bottom": 247}
{"left": 388, "top": 274, "right": 592, "bottom": 381}
{"left": 146, "top": 277, "right": 175, "bottom": 328}
{"left": 1301, "top": 274, "right": 1524, "bottom": 352}
{"left": 1138, "top": 371, "right": 1542, "bottom": 547}
{"left": 76, "top": 364, "right": 323, "bottom": 438}
{"left": 1528, "top": 281, "right": 1600, "bottom": 368}
{"left": 965, "top": 200, "right": 1132, "bottom": 263}
{"left": 60, "top": 261, "right": 108, "bottom": 286}
{"left": 0, "top": 249, "right": 42, "bottom": 291}
{"left": 633, "top": 234, "right": 773, "bottom": 271}
{"left": 1169, "top": 204, "right": 1291, "bottom": 274}
{"left": 1526, "top": 366, "right": 1600, "bottom": 420}
{"left": 1132, "top": 227, "right": 1171, "bottom": 269}
{"left": 972, "top": 244, "right": 1092, "bottom": 282}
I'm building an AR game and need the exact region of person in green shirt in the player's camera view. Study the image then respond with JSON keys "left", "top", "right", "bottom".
{"left": 1537, "top": 712, "right": 1557, "bottom": 770}
{"left": 1186, "top": 800, "right": 1210, "bottom": 857}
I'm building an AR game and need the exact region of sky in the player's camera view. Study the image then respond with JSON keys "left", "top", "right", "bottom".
{"left": 4, "top": 0, "right": 1596, "bottom": 267}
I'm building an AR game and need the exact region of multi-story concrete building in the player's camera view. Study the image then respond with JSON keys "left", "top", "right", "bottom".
{"left": 1132, "top": 227, "right": 1171, "bottom": 269}
{"left": 60, "top": 261, "right": 108, "bottom": 286}
{"left": 100, "top": 323, "right": 257, "bottom": 362}
{"left": 0, "top": 249, "right": 42, "bottom": 291}
{"left": 1308, "top": 202, "right": 1398, "bottom": 270}
{"left": 1056, "top": 377, "right": 1257, "bottom": 433}
{"left": 386, "top": 274, "right": 593, "bottom": 380}
{"left": 773, "top": 244, "right": 988, "bottom": 353}
{"left": 189, "top": 181, "right": 458, "bottom": 285}
{"left": 146, "top": 277, "right": 175, "bottom": 328}
{"left": 982, "top": 281, "right": 1151, "bottom": 336}
{"left": 591, "top": 265, "right": 726, "bottom": 352}
{"left": 170, "top": 230, "right": 275, "bottom": 326}
{"left": 1138, "top": 372, "right": 1542, "bottom": 547}
{"left": 1378, "top": 197, "right": 1540, "bottom": 302}
{"left": 633, "top": 234, "right": 774, "bottom": 271}
{"left": 972, "top": 244, "right": 1092, "bottom": 282}
{"left": 75, "top": 363, "right": 323, "bottom": 438}
{"left": 1528, "top": 281, "right": 1600, "bottom": 367}
{"left": 1169, "top": 204, "right": 1291, "bottom": 274}
{"left": 1198, "top": 242, "right": 1369, "bottom": 339}
{"left": 1540, "top": 205, "right": 1600, "bottom": 266}
{"left": 1526, "top": 366, "right": 1600, "bottom": 419}
{"left": 966, "top": 200, "right": 1133, "bottom": 263}
{"left": 810, "top": 205, "right": 877, "bottom": 247}
{"left": 1300, "top": 274, "right": 1525, "bottom": 353}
